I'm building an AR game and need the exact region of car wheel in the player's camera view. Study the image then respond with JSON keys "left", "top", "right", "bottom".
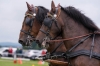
{"left": 30, "top": 56, "right": 36, "bottom": 60}
{"left": 0, "top": 54, "right": 2, "bottom": 57}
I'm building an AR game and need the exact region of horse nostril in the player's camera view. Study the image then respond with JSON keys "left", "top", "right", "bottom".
{"left": 19, "top": 40, "right": 24, "bottom": 44}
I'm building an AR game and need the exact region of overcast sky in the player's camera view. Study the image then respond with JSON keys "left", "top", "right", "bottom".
{"left": 0, "top": 0, "right": 100, "bottom": 43}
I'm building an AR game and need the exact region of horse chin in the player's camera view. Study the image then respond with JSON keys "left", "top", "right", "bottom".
{"left": 20, "top": 42, "right": 26, "bottom": 46}
{"left": 19, "top": 41, "right": 31, "bottom": 47}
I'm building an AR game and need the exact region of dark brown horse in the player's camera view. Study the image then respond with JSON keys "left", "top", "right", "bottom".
{"left": 18, "top": 2, "right": 67, "bottom": 66}
{"left": 36, "top": 1, "right": 100, "bottom": 66}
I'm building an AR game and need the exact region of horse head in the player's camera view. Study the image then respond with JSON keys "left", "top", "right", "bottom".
{"left": 19, "top": 2, "right": 49, "bottom": 47}
{"left": 18, "top": 2, "right": 38, "bottom": 46}
{"left": 36, "top": 1, "right": 63, "bottom": 46}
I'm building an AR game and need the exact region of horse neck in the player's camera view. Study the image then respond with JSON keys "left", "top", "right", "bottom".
{"left": 46, "top": 42, "right": 56, "bottom": 53}
{"left": 60, "top": 11, "right": 90, "bottom": 49}
{"left": 47, "top": 41, "right": 66, "bottom": 53}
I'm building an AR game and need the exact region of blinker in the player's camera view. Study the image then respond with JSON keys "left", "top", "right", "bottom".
{"left": 43, "top": 18, "right": 53, "bottom": 28}
{"left": 25, "top": 17, "right": 34, "bottom": 27}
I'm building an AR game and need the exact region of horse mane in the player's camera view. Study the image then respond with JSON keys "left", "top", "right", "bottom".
{"left": 35, "top": 6, "right": 49, "bottom": 23}
{"left": 60, "top": 6, "right": 99, "bottom": 31}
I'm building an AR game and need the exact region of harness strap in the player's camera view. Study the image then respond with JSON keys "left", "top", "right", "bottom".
{"left": 64, "top": 34, "right": 92, "bottom": 66}
{"left": 51, "top": 52, "right": 65, "bottom": 58}
{"left": 90, "top": 34, "right": 95, "bottom": 58}
{"left": 21, "top": 30, "right": 30, "bottom": 35}
{"left": 68, "top": 34, "right": 92, "bottom": 52}
{"left": 20, "top": 30, "right": 35, "bottom": 38}
{"left": 51, "top": 41, "right": 63, "bottom": 54}
{"left": 66, "top": 50, "right": 100, "bottom": 60}
{"left": 42, "top": 51, "right": 65, "bottom": 60}
{"left": 25, "top": 13, "right": 34, "bottom": 17}
{"left": 40, "top": 29, "right": 49, "bottom": 35}
{"left": 41, "top": 41, "right": 65, "bottom": 60}
{"left": 50, "top": 33, "right": 93, "bottom": 42}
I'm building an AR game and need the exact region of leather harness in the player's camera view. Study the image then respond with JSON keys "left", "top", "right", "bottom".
{"left": 40, "top": 8, "right": 100, "bottom": 66}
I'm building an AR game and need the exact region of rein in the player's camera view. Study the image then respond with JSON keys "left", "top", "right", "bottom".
{"left": 50, "top": 31, "right": 100, "bottom": 42}
{"left": 42, "top": 41, "right": 65, "bottom": 60}
{"left": 49, "top": 33, "right": 94, "bottom": 42}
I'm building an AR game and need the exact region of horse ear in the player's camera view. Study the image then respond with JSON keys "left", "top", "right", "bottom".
{"left": 57, "top": 3, "right": 60, "bottom": 8}
{"left": 26, "top": 2, "right": 32, "bottom": 11}
{"left": 51, "top": 0, "right": 56, "bottom": 12}
{"left": 31, "top": 4, "right": 34, "bottom": 8}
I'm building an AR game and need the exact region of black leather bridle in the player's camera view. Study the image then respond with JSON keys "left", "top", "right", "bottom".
{"left": 20, "top": 7, "right": 37, "bottom": 45}
{"left": 20, "top": 7, "right": 37, "bottom": 38}
{"left": 39, "top": 9, "right": 61, "bottom": 40}
{"left": 38, "top": 7, "right": 62, "bottom": 50}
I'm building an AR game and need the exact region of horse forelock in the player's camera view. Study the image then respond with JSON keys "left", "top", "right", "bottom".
{"left": 60, "top": 6, "right": 99, "bottom": 31}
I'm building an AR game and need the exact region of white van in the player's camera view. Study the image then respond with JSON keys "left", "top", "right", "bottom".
{"left": 23, "top": 49, "right": 43, "bottom": 58}
{"left": 0, "top": 47, "right": 17, "bottom": 57}
{"left": 30, "top": 49, "right": 47, "bottom": 60}
{"left": 23, "top": 49, "right": 46, "bottom": 60}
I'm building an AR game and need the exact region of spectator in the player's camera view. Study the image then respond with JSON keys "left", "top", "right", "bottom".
{"left": 8, "top": 47, "right": 13, "bottom": 57}
{"left": 16, "top": 48, "right": 23, "bottom": 58}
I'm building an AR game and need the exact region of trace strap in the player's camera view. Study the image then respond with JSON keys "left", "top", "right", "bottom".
{"left": 41, "top": 42, "right": 65, "bottom": 60}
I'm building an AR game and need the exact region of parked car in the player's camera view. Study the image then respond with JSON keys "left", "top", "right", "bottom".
{"left": 23, "top": 50, "right": 39, "bottom": 58}
{"left": 30, "top": 49, "right": 47, "bottom": 60}
{"left": 16, "top": 48, "right": 23, "bottom": 57}
{"left": 0, "top": 48, "right": 8, "bottom": 57}
{"left": 23, "top": 49, "right": 47, "bottom": 59}
{"left": 0, "top": 47, "right": 17, "bottom": 57}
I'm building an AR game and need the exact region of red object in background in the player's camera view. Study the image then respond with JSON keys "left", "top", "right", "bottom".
{"left": 38, "top": 60, "right": 43, "bottom": 65}
{"left": 13, "top": 60, "right": 17, "bottom": 64}
{"left": 8, "top": 47, "right": 13, "bottom": 57}
{"left": 8, "top": 48, "right": 13, "bottom": 53}
{"left": 41, "top": 50, "right": 46, "bottom": 56}
{"left": 17, "top": 58, "right": 23, "bottom": 64}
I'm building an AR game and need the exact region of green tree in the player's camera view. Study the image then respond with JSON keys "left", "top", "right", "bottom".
{"left": 23, "top": 41, "right": 43, "bottom": 50}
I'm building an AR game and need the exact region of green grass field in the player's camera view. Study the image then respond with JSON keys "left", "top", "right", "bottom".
{"left": 0, "top": 58, "right": 48, "bottom": 66}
